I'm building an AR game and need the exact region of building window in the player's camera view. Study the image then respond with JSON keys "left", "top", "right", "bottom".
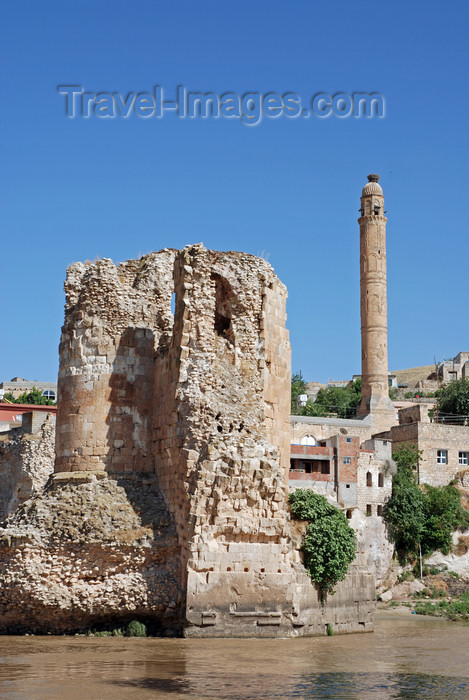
{"left": 42, "top": 390, "right": 55, "bottom": 401}
{"left": 343, "top": 457, "right": 351, "bottom": 465}
{"left": 459, "top": 452, "right": 468, "bottom": 466}
{"left": 300, "top": 434, "right": 316, "bottom": 446}
{"left": 377, "top": 505, "right": 383, "bottom": 517}
{"left": 345, "top": 484, "right": 350, "bottom": 488}
{"left": 366, "top": 504, "right": 372, "bottom": 516}
{"left": 366, "top": 471, "right": 372, "bottom": 487}
{"left": 378, "top": 473, "right": 384, "bottom": 487}
{"left": 346, "top": 437, "right": 352, "bottom": 443}
{"left": 346, "top": 510, "right": 352, "bottom": 519}
{"left": 437, "top": 450, "right": 448, "bottom": 465}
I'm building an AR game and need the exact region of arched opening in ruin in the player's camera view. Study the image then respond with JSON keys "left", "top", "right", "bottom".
{"left": 378, "top": 472, "right": 384, "bottom": 487}
{"left": 212, "top": 273, "right": 235, "bottom": 345}
{"left": 366, "top": 471, "right": 372, "bottom": 487}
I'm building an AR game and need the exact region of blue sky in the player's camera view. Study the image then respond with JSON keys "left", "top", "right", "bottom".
{"left": 1, "top": 0, "right": 468, "bottom": 384}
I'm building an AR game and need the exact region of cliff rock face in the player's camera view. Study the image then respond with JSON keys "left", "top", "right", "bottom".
{"left": 0, "top": 245, "right": 375, "bottom": 636}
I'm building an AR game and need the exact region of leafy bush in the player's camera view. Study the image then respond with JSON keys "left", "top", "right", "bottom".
{"left": 414, "top": 593, "right": 469, "bottom": 621}
{"left": 397, "top": 570, "right": 414, "bottom": 583}
{"left": 126, "top": 620, "right": 147, "bottom": 637}
{"left": 435, "top": 378, "right": 469, "bottom": 416}
{"left": 421, "top": 484, "right": 469, "bottom": 555}
{"left": 384, "top": 445, "right": 469, "bottom": 561}
{"left": 305, "top": 380, "right": 361, "bottom": 420}
{"left": 383, "top": 446, "right": 425, "bottom": 557}
{"left": 289, "top": 490, "right": 356, "bottom": 598}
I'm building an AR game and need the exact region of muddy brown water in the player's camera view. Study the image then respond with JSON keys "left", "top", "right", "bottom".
{"left": 0, "top": 611, "right": 468, "bottom": 699}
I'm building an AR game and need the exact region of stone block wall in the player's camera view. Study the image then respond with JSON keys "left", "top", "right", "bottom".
{"left": 378, "top": 422, "right": 469, "bottom": 487}
{"left": 55, "top": 251, "right": 176, "bottom": 473}
{"left": 291, "top": 415, "right": 374, "bottom": 447}
{"left": 0, "top": 414, "right": 55, "bottom": 521}
{"left": 417, "top": 423, "right": 469, "bottom": 487}
{"left": 11, "top": 242, "right": 376, "bottom": 638}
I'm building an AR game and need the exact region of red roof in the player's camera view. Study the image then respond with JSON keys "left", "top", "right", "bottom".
{"left": 0, "top": 404, "right": 57, "bottom": 422}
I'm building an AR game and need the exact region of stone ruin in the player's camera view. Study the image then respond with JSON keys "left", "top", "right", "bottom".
{"left": 0, "top": 244, "right": 375, "bottom": 636}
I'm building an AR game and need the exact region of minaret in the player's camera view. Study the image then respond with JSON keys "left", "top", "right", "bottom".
{"left": 357, "top": 174, "right": 395, "bottom": 431}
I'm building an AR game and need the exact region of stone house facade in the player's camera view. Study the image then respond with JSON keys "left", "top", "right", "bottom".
{"left": 437, "top": 352, "right": 469, "bottom": 383}
{"left": 289, "top": 432, "right": 393, "bottom": 518}
{"left": 376, "top": 419, "right": 469, "bottom": 487}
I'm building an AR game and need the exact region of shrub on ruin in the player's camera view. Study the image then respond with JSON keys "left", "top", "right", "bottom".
{"left": 289, "top": 490, "right": 356, "bottom": 598}
{"left": 126, "top": 620, "right": 147, "bottom": 637}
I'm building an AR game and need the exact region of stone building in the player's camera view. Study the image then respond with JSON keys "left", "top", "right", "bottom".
{"left": 0, "top": 378, "right": 57, "bottom": 402}
{"left": 437, "top": 352, "right": 469, "bottom": 383}
{"left": 289, "top": 433, "right": 393, "bottom": 518}
{"left": 0, "top": 245, "right": 375, "bottom": 636}
{"left": 376, "top": 403, "right": 469, "bottom": 487}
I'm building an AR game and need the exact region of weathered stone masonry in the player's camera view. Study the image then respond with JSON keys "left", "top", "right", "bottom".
{"left": 0, "top": 245, "right": 374, "bottom": 636}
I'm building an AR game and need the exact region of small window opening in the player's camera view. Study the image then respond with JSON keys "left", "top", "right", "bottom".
{"left": 366, "top": 471, "right": 372, "bottom": 487}
{"left": 346, "top": 510, "right": 352, "bottom": 519}
{"left": 377, "top": 505, "right": 383, "bottom": 517}
{"left": 212, "top": 273, "right": 235, "bottom": 345}
{"left": 366, "top": 504, "right": 372, "bottom": 516}
{"left": 378, "top": 473, "right": 384, "bottom": 487}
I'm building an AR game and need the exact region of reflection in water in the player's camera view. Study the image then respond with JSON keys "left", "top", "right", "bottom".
{"left": 0, "top": 612, "right": 467, "bottom": 699}
{"left": 116, "top": 673, "right": 469, "bottom": 698}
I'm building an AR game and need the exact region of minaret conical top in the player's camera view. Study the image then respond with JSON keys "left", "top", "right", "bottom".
{"left": 367, "top": 174, "right": 380, "bottom": 183}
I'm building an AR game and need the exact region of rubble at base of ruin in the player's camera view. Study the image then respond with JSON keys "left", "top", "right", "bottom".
{"left": 0, "top": 245, "right": 375, "bottom": 636}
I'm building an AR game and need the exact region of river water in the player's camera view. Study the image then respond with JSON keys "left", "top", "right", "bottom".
{"left": 0, "top": 611, "right": 468, "bottom": 699}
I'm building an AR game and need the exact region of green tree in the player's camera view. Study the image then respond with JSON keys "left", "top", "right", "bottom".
{"left": 291, "top": 372, "right": 308, "bottom": 414}
{"left": 435, "top": 379, "right": 469, "bottom": 417}
{"left": 304, "top": 379, "right": 362, "bottom": 419}
{"left": 384, "top": 444, "right": 469, "bottom": 561}
{"left": 289, "top": 490, "right": 356, "bottom": 598}
{"left": 421, "top": 484, "right": 469, "bottom": 555}
{"left": 384, "top": 446, "right": 426, "bottom": 558}
{"left": 15, "top": 387, "right": 56, "bottom": 406}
